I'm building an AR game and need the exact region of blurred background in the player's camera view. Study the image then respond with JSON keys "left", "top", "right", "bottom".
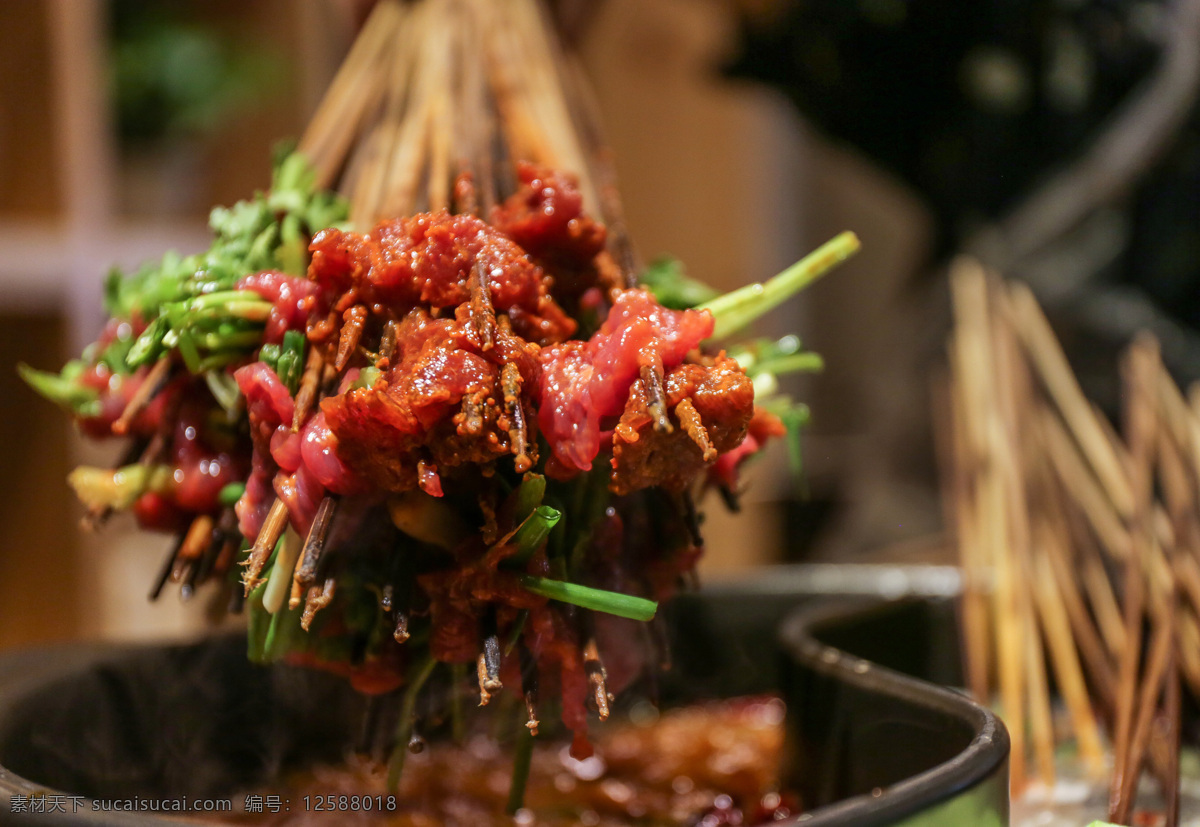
{"left": 1, "top": 0, "right": 1197, "bottom": 648}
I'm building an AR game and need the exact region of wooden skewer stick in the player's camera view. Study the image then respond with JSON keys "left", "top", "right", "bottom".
{"left": 676, "top": 398, "right": 716, "bottom": 462}
{"left": 336, "top": 305, "right": 368, "bottom": 372}
{"left": 1184, "top": 382, "right": 1200, "bottom": 488}
{"left": 468, "top": 58, "right": 499, "bottom": 215}
{"left": 301, "top": 576, "right": 336, "bottom": 631}
{"left": 559, "top": 55, "right": 638, "bottom": 284}
{"left": 483, "top": 0, "right": 551, "bottom": 171}
{"left": 299, "top": 0, "right": 407, "bottom": 188}
{"left": 191, "top": 508, "right": 237, "bottom": 593}
{"left": 582, "top": 638, "right": 611, "bottom": 722}
{"left": 345, "top": 10, "right": 417, "bottom": 224}
{"left": 378, "top": 5, "right": 442, "bottom": 221}
{"left": 113, "top": 358, "right": 172, "bottom": 436}
{"left": 501, "top": 362, "right": 533, "bottom": 473}
{"left": 1113, "top": 610, "right": 1174, "bottom": 825}
{"left": 1177, "top": 609, "right": 1200, "bottom": 699}
{"left": 294, "top": 496, "right": 338, "bottom": 586}
{"left": 939, "top": 366, "right": 990, "bottom": 703}
{"left": 242, "top": 499, "right": 290, "bottom": 594}
{"left": 1162, "top": 647, "right": 1182, "bottom": 827}
{"left": 519, "top": 645, "right": 540, "bottom": 735}
{"left": 172, "top": 514, "right": 216, "bottom": 590}
{"left": 477, "top": 630, "right": 503, "bottom": 706}
{"left": 393, "top": 608, "right": 410, "bottom": 644}
{"left": 1008, "top": 281, "right": 1135, "bottom": 519}
{"left": 1041, "top": 409, "right": 1140, "bottom": 660}
{"left": 1108, "top": 335, "right": 1160, "bottom": 823}
{"left": 149, "top": 531, "right": 188, "bottom": 601}
{"left": 292, "top": 345, "right": 327, "bottom": 431}
{"left": 951, "top": 258, "right": 1028, "bottom": 788}
{"left": 640, "top": 363, "right": 673, "bottom": 435}
{"left": 1039, "top": 408, "right": 1133, "bottom": 562}
{"left": 1047, "top": 508, "right": 1121, "bottom": 707}
{"left": 993, "top": 287, "right": 1056, "bottom": 789}
{"left": 468, "top": 260, "right": 497, "bottom": 351}
{"left": 1031, "top": 540, "right": 1107, "bottom": 775}
{"left": 1160, "top": 457, "right": 1200, "bottom": 621}
{"left": 1024, "top": 596, "right": 1057, "bottom": 789}
{"left": 1155, "top": 370, "right": 1198, "bottom": 477}
{"left": 1147, "top": 361, "right": 1186, "bottom": 827}
{"left": 423, "top": 6, "right": 455, "bottom": 213}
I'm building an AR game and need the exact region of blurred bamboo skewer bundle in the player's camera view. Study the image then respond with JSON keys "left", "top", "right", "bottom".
{"left": 944, "top": 259, "right": 1200, "bottom": 824}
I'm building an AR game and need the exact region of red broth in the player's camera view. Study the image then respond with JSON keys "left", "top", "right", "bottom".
{"left": 219, "top": 696, "right": 795, "bottom": 827}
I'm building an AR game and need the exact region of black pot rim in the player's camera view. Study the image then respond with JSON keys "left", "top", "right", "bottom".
{"left": 775, "top": 599, "right": 1010, "bottom": 826}
{"left": 0, "top": 579, "right": 1007, "bottom": 826}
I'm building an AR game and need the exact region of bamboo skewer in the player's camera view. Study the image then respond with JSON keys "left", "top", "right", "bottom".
{"left": 300, "top": 0, "right": 611, "bottom": 233}
{"left": 1042, "top": 516, "right": 1119, "bottom": 711}
{"left": 937, "top": 367, "right": 990, "bottom": 702}
{"left": 1008, "top": 282, "right": 1135, "bottom": 519}
{"left": 1114, "top": 614, "right": 1173, "bottom": 825}
{"left": 1162, "top": 650, "right": 1182, "bottom": 827}
{"left": 1073, "top": 513, "right": 1130, "bottom": 662}
{"left": 1040, "top": 408, "right": 1134, "bottom": 563}
{"left": 1038, "top": 462, "right": 1121, "bottom": 705}
{"left": 1107, "top": 338, "right": 1158, "bottom": 823}
{"left": 947, "top": 261, "right": 1199, "bottom": 821}
{"left": 1024, "top": 599, "right": 1057, "bottom": 789}
{"left": 995, "top": 287, "right": 1056, "bottom": 789}
{"left": 950, "top": 258, "right": 1029, "bottom": 790}
{"left": 300, "top": 1, "right": 407, "bottom": 189}
{"left": 1032, "top": 541, "right": 1106, "bottom": 773}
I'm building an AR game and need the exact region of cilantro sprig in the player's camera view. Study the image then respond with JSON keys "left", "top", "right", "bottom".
{"left": 23, "top": 151, "right": 347, "bottom": 417}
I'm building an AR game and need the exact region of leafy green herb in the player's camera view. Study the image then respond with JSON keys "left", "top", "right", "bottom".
{"left": 510, "top": 505, "right": 562, "bottom": 566}
{"left": 94, "top": 155, "right": 335, "bottom": 366}
{"left": 17, "top": 363, "right": 101, "bottom": 417}
{"left": 512, "top": 474, "right": 546, "bottom": 522}
{"left": 23, "top": 152, "right": 348, "bottom": 416}
{"left": 245, "top": 582, "right": 271, "bottom": 661}
{"left": 759, "top": 396, "right": 811, "bottom": 480}
{"left": 639, "top": 256, "right": 719, "bottom": 309}
{"left": 218, "top": 482, "right": 246, "bottom": 507}
{"left": 275, "top": 330, "right": 306, "bottom": 394}
{"left": 753, "top": 352, "right": 824, "bottom": 376}
{"left": 259, "top": 343, "right": 281, "bottom": 372}
{"left": 519, "top": 575, "right": 658, "bottom": 622}
{"left": 506, "top": 724, "right": 535, "bottom": 814}
{"left": 351, "top": 365, "right": 381, "bottom": 391}
{"left": 701, "top": 231, "right": 860, "bottom": 339}
{"left": 387, "top": 654, "right": 439, "bottom": 790}
{"left": 205, "top": 369, "right": 242, "bottom": 418}
{"left": 66, "top": 464, "right": 172, "bottom": 511}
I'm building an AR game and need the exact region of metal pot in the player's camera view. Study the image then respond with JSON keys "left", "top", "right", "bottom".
{"left": 0, "top": 565, "right": 1007, "bottom": 825}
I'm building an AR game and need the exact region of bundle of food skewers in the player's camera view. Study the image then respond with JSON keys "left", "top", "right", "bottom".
{"left": 21, "top": 0, "right": 856, "bottom": 807}
{"left": 945, "top": 258, "right": 1200, "bottom": 825}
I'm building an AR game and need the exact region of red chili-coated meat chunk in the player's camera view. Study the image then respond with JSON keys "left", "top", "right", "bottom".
{"left": 537, "top": 289, "right": 714, "bottom": 475}
{"left": 307, "top": 212, "right": 575, "bottom": 347}
{"left": 610, "top": 355, "right": 754, "bottom": 495}
{"left": 321, "top": 309, "right": 540, "bottom": 493}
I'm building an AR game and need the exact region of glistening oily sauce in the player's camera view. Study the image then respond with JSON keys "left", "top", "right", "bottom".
{"left": 224, "top": 697, "right": 796, "bottom": 827}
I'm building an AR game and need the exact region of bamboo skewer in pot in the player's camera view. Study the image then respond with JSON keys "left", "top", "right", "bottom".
{"left": 944, "top": 260, "right": 1199, "bottom": 823}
